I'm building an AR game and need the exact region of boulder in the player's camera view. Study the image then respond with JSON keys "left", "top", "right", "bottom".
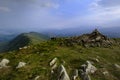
{"left": 80, "top": 70, "right": 91, "bottom": 80}
{"left": 86, "top": 61, "right": 97, "bottom": 74}
{"left": 0, "top": 59, "right": 10, "bottom": 68}
{"left": 80, "top": 61, "right": 97, "bottom": 74}
{"left": 57, "top": 65, "right": 70, "bottom": 80}
{"left": 16, "top": 62, "right": 26, "bottom": 68}
{"left": 80, "top": 61, "right": 97, "bottom": 80}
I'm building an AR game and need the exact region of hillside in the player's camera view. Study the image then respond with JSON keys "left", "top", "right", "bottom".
{"left": 3, "top": 32, "right": 50, "bottom": 52}
{"left": 0, "top": 30, "right": 120, "bottom": 80}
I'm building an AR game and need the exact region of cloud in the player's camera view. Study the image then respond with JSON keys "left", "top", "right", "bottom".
{"left": 0, "top": 7, "right": 10, "bottom": 12}
{"left": 41, "top": 2, "right": 59, "bottom": 9}
{"left": 98, "top": 0, "right": 120, "bottom": 7}
{"left": 85, "top": 0, "right": 120, "bottom": 27}
{"left": 0, "top": 0, "right": 120, "bottom": 33}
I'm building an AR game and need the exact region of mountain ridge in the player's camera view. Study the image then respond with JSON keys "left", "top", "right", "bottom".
{"left": 0, "top": 32, "right": 50, "bottom": 52}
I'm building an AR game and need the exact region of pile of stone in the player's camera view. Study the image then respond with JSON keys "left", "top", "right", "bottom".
{"left": 61, "top": 29, "right": 112, "bottom": 47}
{"left": 81, "top": 29, "right": 112, "bottom": 47}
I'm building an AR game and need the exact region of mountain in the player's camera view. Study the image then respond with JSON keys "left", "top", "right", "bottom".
{"left": 0, "top": 30, "right": 120, "bottom": 80}
{"left": 3, "top": 32, "right": 50, "bottom": 52}
{"left": 100, "top": 27, "right": 120, "bottom": 38}
{"left": 43, "top": 27, "right": 120, "bottom": 38}
{"left": 0, "top": 34, "right": 17, "bottom": 42}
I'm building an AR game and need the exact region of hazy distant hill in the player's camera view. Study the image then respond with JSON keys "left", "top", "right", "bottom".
{"left": 3, "top": 32, "right": 50, "bottom": 52}
{"left": 0, "top": 34, "right": 17, "bottom": 42}
{"left": 44, "top": 27, "right": 120, "bottom": 38}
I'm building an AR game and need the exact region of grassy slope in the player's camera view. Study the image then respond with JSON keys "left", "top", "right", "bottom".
{"left": 0, "top": 39, "right": 120, "bottom": 80}
{"left": 5, "top": 32, "right": 49, "bottom": 52}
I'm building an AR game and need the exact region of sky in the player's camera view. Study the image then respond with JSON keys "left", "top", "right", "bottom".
{"left": 0, "top": 0, "right": 120, "bottom": 34}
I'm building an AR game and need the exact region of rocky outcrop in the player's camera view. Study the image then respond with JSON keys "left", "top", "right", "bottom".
{"left": 80, "top": 70, "right": 91, "bottom": 80}
{"left": 86, "top": 61, "right": 97, "bottom": 74}
{"left": 0, "top": 59, "right": 10, "bottom": 68}
{"left": 80, "top": 61, "right": 97, "bottom": 80}
{"left": 50, "top": 58, "right": 70, "bottom": 80}
{"left": 49, "top": 58, "right": 98, "bottom": 80}
{"left": 16, "top": 62, "right": 26, "bottom": 68}
{"left": 57, "top": 65, "right": 70, "bottom": 80}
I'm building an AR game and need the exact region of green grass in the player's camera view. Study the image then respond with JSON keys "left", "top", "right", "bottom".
{"left": 0, "top": 39, "right": 120, "bottom": 80}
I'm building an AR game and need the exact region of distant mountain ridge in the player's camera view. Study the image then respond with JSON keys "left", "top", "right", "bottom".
{"left": 1, "top": 32, "right": 50, "bottom": 52}
{"left": 43, "top": 27, "right": 120, "bottom": 38}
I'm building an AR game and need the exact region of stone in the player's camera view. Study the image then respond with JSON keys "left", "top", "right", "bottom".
{"left": 16, "top": 62, "right": 26, "bottom": 68}
{"left": 72, "top": 69, "right": 79, "bottom": 80}
{"left": 34, "top": 76, "right": 40, "bottom": 80}
{"left": 50, "top": 58, "right": 58, "bottom": 74}
{"left": 95, "top": 59, "right": 99, "bottom": 63}
{"left": 80, "top": 70, "right": 91, "bottom": 80}
{"left": 95, "top": 36, "right": 101, "bottom": 41}
{"left": 0, "top": 59, "right": 10, "bottom": 68}
{"left": 114, "top": 64, "right": 120, "bottom": 69}
{"left": 50, "top": 57, "right": 57, "bottom": 67}
{"left": 86, "top": 61, "right": 97, "bottom": 74}
{"left": 51, "top": 63, "right": 57, "bottom": 70}
{"left": 81, "top": 64, "right": 87, "bottom": 72}
{"left": 57, "top": 65, "right": 70, "bottom": 80}
{"left": 19, "top": 47, "right": 22, "bottom": 50}
{"left": 23, "top": 46, "right": 28, "bottom": 49}
{"left": 103, "top": 71, "right": 109, "bottom": 75}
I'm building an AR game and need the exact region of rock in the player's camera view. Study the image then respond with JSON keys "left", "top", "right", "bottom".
{"left": 114, "top": 64, "right": 120, "bottom": 69}
{"left": 80, "top": 70, "right": 91, "bottom": 80}
{"left": 103, "top": 71, "right": 109, "bottom": 75}
{"left": 23, "top": 46, "right": 28, "bottom": 49}
{"left": 71, "top": 69, "right": 79, "bottom": 80}
{"left": 81, "top": 64, "right": 87, "bottom": 72}
{"left": 81, "top": 61, "right": 97, "bottom": 74}
{"left": 34, "top": 76, "right": 40, "bottom": 80}
{"left": 95, "top": 59, "right": 99, "bottom": 63}
{"left": 90, "top": 58, "right": 99, "bottom": 63}
{"left": 16, "top": 62, "right": 26, "bottom": 68}
{"left": 57, "top": 65, "right": 70, "bottom": 80}
{"left": 0, "top": 59, "right": 10, "bottom": 68}
{"left": 86, "top": 61, "right": 97, "bottom": 74}
{"left": 50, "top": 57, "right": 57, "bottom": 67}
{"left": 80, "top": 61, "right": 97, "bottom": 80}
{"left": 19, "top": 47, "right": 22, "bottom": 50}
{"left": 51, "top": 62, "right": 57, "bottom": 74}
{"left": 50, "top": 58, "right": 58, "bottom": 74}
{"left": 95, "top": 36, "right": 101, "bottom": 41}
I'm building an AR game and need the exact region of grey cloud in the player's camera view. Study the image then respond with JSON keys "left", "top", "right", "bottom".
{"left": 0, "top": 0, "right": 60, "bottom": 9}
{"left": 0, "top": 7, "right": 10, "bottom": 12}
{"left": 98, "top": 0, "right": 120, "bottom": 7}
